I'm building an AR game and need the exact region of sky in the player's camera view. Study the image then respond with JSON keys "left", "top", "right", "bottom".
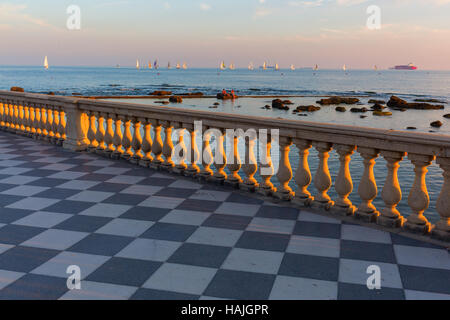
{"left": 0, "top": 0, "right": 450, "bottom": 69}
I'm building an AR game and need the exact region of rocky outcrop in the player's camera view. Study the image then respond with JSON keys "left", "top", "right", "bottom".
{"left": 10, "top": 87, "right": 24, "bottom": 92}
{"left": 169, "top": 96, "right": 183, "bottom": 103}
{"left": 368, "top": 99, "right": 386, "bottom": 104}
{"left": 430, "top": 121, "right": 443, "bottom": 128}
{"left": 217, "top": 93, "right": 236, "bottom": 100}
{"left": 150, "top": 90, "right": 172, "bottom": 96}
{"left": 371, "top": 103, "right": 386, "bottom": 111}
{"left": 180, "top": 92, "right": 204, "bottom": 96}
{"left": 414, "top": 98, "right": 446, "bottom": 104}
{"left": 272, "top": 99, "right": 289, "bottom": 110}
{"left": 350, "top": 107, "right": 368, "bottom": 113}
{"left": 335, "top": 107, "right": 346, "bottom": 112}
{"left": 387, "top": 96, "right": 444, "bottom": 110}
{"left": 407, "top": 127, "right": 417, "bottom": 130}
{"left": 296, "top": 105, "right": 321, "bottom": 112}
{"left": 444, "top": 114, "right": 450, "bottom": 119}
{"left": 373, "top": 111, "right": 392, "bottom": 116}
{"left": 317, "top": 97, "right": 360, "bottom": 105}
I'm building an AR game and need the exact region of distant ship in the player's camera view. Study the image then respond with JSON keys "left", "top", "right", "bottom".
{"left": 176, "top": 62, "right": 181, "bottom": 69}
{"left": 313, "top": 64, "right": 319, "bottom": 71}
{"left": 167, "top": 62, "right": 171, "bottom": 69}
{"left": 390, "top": 63, "right": 417, "bottom": 70}
{"left": 44, "top": 56, "right": 49, "bottom": 70}
{"left": 220, "top": 61, "right": 226, "bottom": 70}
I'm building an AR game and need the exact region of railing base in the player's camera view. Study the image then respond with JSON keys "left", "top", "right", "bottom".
{"left": 329, "top": 204, "right": 356, "bottom": 217}
{"left": 377, "top": 215, "right": 404, "bottom": 228}
{"left": 311, "top": 200, "right": 334, "bottom": 211}
{"left": 403, "top": 221, "right": 431, "bottom": 235}
{"left": 224, "top": 180, "right": 241, "bottom": 189}
{"left": 257, "top": 187, "right": 276, "bottom": 197}
{"left": 292, "top": 196, "right": 313, "bottom": 207}
{"left": 240, "top": 183, "right": 258, "bottom": 193}
{"left": 431, "top": 228, "right": 450, "bottom": 242}
{"left": 355, "top": 210, "right": 380, "bottom": 223}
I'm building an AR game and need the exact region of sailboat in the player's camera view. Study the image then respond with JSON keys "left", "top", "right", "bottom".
{"left": 176, "top": 62, "right": 181, "bottom": 69}
{"left": 275, "top": 63, "right": 280, "bottom": 71}
{"left": 248, "top": 62, "right": 254, "bottom": 70}
{"left": 314, "top": 64, "right": 319, "bottom": 71}
{"left": 220, "top": 61, "right": 226, "bottom": 70}
{"left": 342, "top": 64, "right": 347, "bottom": 72}
{"left": 182, "top": 62, "right": 187, "bottom": 70}
{"left": 154, "top": 60, "right": 159, "bottom": 70}
{"left": 136, "top": 59, "right": 140, "bottom": 69}
{"left": 44, "top": 56, "right": 49, "bottom": 70}
{"left": 290, "top": 64, "right": 295, "bottom": 71}
{"left": 148, "top": 61, "right": 152, "bottom": 69}
{"left": 229, "top": 63, "right": 235, "bottom": 70}
{"left": 261, "top": 61, "right": 267, "bottom": 70}
{"left": 168, "top": 62, "right": 171, "bottom": 69}
{"left": 373, "top": 65, "right": 378, "bottom": 71}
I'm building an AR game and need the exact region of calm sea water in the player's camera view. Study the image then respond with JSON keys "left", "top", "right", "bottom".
{"left": 0, "top": 66, "right": 448, "bottom": 222}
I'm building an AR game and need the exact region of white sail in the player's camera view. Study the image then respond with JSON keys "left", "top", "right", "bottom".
{"left": 182, "top": 62, "right": 187, "bottom": 69}
{"left": 314, "top": 64, "right": 319, "bottom": 71}
{"left": 262, "top": 61, "right": 267, "bottom": 70}
{"left": 290, "top": 64, "right": 295, "bottom": 71}
{"left": 374, "top": 65, "right": 378, "bottom": 71}
{"left": 275, "top": 63, "right": 279, "bottom": 71}
{"left": 229, "top": 63, "right": 235, "bottom": 70}
{"left": 44, "top": 56, "right": 49, "bottom": 70}
{"left": 176, "top": 62, "right": 181, "bottom": 69}
{"left": 342, "top": 64, "right": 347, "bottom": 71}
{"left": 136, "top": 59, "right": 140, "bottom": 69}
{"left": 248, "top": 62, "right": 254, "bottom": 70}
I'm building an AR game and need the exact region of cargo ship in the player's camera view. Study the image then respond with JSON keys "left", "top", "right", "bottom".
{"left": 390, "top": 63, "right": 418, "bottom": 70}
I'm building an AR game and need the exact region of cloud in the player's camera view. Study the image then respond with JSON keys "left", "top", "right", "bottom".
{"left": 199, "top": 3, "right": 212, "bottom": 11}
{"left": 254, "top": 8, "right": 272, "bottom": 17}
{"left": 0, "top": 3, "right": 55, "bottom": 29}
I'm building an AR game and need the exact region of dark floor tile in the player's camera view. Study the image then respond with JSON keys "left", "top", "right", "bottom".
{"left": 43, "top": 200, "right": 94, "bottom": 214}
{"left": 26, "top": 178, "right": 68, "bottom": 188}
{"left": 67, "top": 165, "right": 101, "bottom": 173}
{"left": 123, "top": 168, "right": 152, "bottom": 177}
{"left": 102, "top": 193, "right": 149, "bottom": 206}
{"left": 225, "top": 193, "right": 264, "bottom": 205}
{"left": 0, "top": 194, "right": 27, "bottom": 207}
{"left": 54, "top": 215, "right": 112, "bottom": 232}
{"left": 138, "top": 177, "right": 175, "bottom": 187}
{"left": 0, "top": 274, "right": 68, "bottom": 300}
{"left": 340, "top": 240, "right": 396, "bottom": 264}
{"left": 86, "top": 257, "right": 161, "bottom": 287}
{"left": 32, "top": 188, "right": 80, "bottom": 200}
{"left": 0, "top": 225, "right": 46, "bottom": 245}
{"left": 256, "top": 205, "right": 299, "bottom": 220}
{"left": 337, "top": 282, "right": 405, "bottom": 300}
{"left": 22, "top": 169, "right": 56, "bottom": 178}
{"left": 120, "top": 207, "right": 171, "bottom": 222}
{"left": 0, "top": 208, "right": 34, "bottom": 224}
{"left": 236, "top": 231, "right": 290, "bottom": 252}
{"left": 0, "top": 246, "right": 59, "bottom": 272}
{"left": 293, "top": 221, "right": 341, "bottom": 239}
{"left": 177, "top": 199, "right": 222, "bottom": 212}
{"left": 88, "top": 182, "right": 129, "bottom": 193}
{"left": 204, "top": 270, "right": 275, "bottom": 300}
{"left": 278, "top": 253, "right": 339, "bottom": 281}
{"left": 0, "top": 183, "right": 17, "bottom": 192}
{"left": 390, "top": 234, "right": 445, "bottom": 249}
{"left": 168, "top": 243, "right": 231, "bottom": 268}
{"left": 202, "top": 214, "right": 252, "bottom": 231}
{"left": 68, "top": 234, "right": 133, "bottom": 256}
{"left": 154, "top": 187, "right": 198, "bottom": 199}
{"left": 131, "top": 288, "right": 199, "bottom": 300}
{"left": 78, "top": 173, "right": 115, "bottom": 182}
{"left": 141, "top": 223, "right": 197, "bottom": 242}
{"left": 399, "top": 265, "right": 450, "bottom": 295}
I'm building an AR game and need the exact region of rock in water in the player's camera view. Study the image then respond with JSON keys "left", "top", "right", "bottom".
{"left": 169, "top": 96, "right": 183, "bottom": 103}
{"left": 316, "top": 97, "right": 360, "bottom": 105}
{"left": 444, "top": 114, "right": 450, "bottom": 119}
{"left": 297, "top": 105, "right": 321, "bottom": 112}
{"left": 373, "top": 111, "right": 392, "bottom": 116}
{"left": 335, "top": 107, "right": 346, "bottom": 112}
{"left": 350, "top": 107, "right": 368, "bottom": 113}
{"left": 150, "top": 90, "right": 172, "bottom": 96}
{"left": 430, "top": 121, "right": 443, "bottom": 128}
{"left": 407, "top": 127, "right": 417, "bottom": 130}
{"left": 368, "top": 99, "right": 386, "bottom": 104}
{"left": 272, "top": 99, "right": 289, "bottom": 110}
{"left": 217, "top": 93, "right": 236, "bottom": 100}
{"left": 371, "top": 103, "right": 385, "bottom": 111}
{"left": 387, "top": 96, "right": 444, "bottom": 110}
{"left": 10, "top": 87, "right": 24, "bottom": 92}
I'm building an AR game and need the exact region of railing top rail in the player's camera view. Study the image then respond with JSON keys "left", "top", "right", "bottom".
{"left": 1, "top": 90, "right": 449, "bottom": 157}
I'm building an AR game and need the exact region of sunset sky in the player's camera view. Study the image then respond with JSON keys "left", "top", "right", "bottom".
{"left": 1, "top": 0, "right": 450, "bottom": 69}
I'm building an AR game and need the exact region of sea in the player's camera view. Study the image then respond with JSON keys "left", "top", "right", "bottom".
{"left": 0, "top": 66, "right": 449, "bottom": 222}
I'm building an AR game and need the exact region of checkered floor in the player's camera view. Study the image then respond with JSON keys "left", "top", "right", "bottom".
{"left": 0, "top": 131, "right": 449, "bottom": 300}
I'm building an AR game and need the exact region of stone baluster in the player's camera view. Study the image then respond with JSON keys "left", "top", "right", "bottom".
{"left": 161, "top": 121, "right": 175, "bottom": 170}
{"left": 13, "top": 103, "right": 19, "bottom": 131}
{"left": 225, "top": 134, "right": 242, "bottom": 188}
{"left": 185, "top": 125, "right": 200, "bottom": 176}
{"left": 212, "top": 128, "right": 227, "bottom": 183}
{"left": 258, "top": 134, "right": 276, "bottom": 196}
{"left": 240, "top": 132, "right": 259, "bottom": 192}
{"left": 432, "top": 157, "right": 450, "bottom": 241}
{"left": 312, "top": 142, "right": 334, "bottom": 210}
{"left": 172, "top": 124, "right": 187, "bottom": 174}
{"left": 0, "top": 101, "right": 5, "bottom": 128}
{"left": 111, "top": 115, "right": 124, "bottom": 160}
{"left": 150, "top": 120, "right": 164, "bottom": 169}
{"left": 51, "top": 108, "right": 60, "bottom": 144}
{"left": 121, "top": 116, "right": 133, "bottom": 160}
{"left": 331, "top": 144, "right": 356, "bottom": 216}
{"left": 355, "top": 147, "right": 380, "bottom": 222}
{"left": 275, "top": 137, "right": 294, "bottom": 200}
{"left": 28, "top": 105, "right": 36, "bottom": 135}
{"left": 57, "top": 108, "right": 66, "bottom": 145}
{"left": 33, "top": 105, "right": 42, "bottom": 138}
{"left": 139, "top": 118, "right": 153, "bottom": 167}
{"left": 87, "top": 111, "right": 98, "bottom": 151}
{"left": 45, "top": 106, "right": 54, "bottom": 141}
{"left": 404, "top": 154, "right": 435, "bottom": 234}
{"left": 18, "top": 104, "right": 25, "bottom": 133}
{"left": 95, "top": 112, "right": 106, "bottom": 153}
{"left": 23, "top": 104, "right": 31, "bottom": 135}
{"left": 103, "top": 113, "right": 115, "bottom": 157}
{"left": 130, "top": 117, "right": 143, "bottom": 164}
{"left": 293, "top": 139, "right": 314, "bottom": 206}
{"left": 378, "top": 151, "right": 406, "bottom": 227}
{"left": 200, "top": 127, "right": 214, "bottom": 180}
{"left": 39, "top": 105, "right": 48, "bottom": 139}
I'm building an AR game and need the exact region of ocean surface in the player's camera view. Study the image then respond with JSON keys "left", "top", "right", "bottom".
{"left": 0, "top": 66, "right": 448, "bottom": 222}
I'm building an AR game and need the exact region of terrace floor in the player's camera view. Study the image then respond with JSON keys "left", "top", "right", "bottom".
{"left": 0, "top": 131, "right": 448, "bottom": 300}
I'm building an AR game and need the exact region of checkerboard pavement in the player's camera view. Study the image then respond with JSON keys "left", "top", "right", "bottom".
{"left": 0, "top": 131, "right": 449, "bottom": 300}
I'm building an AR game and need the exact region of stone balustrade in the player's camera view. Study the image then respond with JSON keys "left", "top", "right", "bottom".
{"left": 0, "top": 90, "right": 449, "bottom": 243}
